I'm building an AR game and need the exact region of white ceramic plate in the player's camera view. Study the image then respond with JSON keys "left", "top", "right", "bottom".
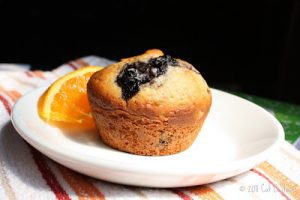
{"left": 11, "top": 87, "right": 284, "bottom": 188}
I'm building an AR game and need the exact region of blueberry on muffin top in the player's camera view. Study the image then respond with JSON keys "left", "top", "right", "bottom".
{"left": 116, "top": 55, "right": 178, "bottom": 101}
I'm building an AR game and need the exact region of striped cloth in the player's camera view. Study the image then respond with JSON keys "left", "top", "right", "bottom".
{"left": 0, "top": 56, "right": 300, "bottom": 200}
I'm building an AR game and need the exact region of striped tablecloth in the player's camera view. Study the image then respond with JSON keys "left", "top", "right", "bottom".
{"left": 0, "top": 56, "right": 300, "bottom": 200}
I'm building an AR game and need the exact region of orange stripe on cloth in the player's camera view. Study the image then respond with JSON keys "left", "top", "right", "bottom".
{"left": 256, "top": 161, "right": 300, "bottom": 199}
{"left": 75, "top": 59, "right": 90, "bottom": 68}
{"left": 5, "top": 93, "right": 17, "bottom": 102}
{"left": 25, "top": 71, "right": 34, "bottom": 77}
{"left": 0, "top": 87, "right": 15, "bottom": 102}
{"left": 186, "top": 185, "right": 223, "bottom": 200}
{"left": 10, "top": 90, "right": 22, "bottom": 101}
{"left": 56, "top": 164, "right": 105, "bottom": 200}
{"left": 0, "top": 87, "right": 22, "bottom": 102}
{"left": 32, "top": 70, "right": 46, "bottom": 79}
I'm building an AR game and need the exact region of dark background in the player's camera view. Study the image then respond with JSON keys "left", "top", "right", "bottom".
{"left": 0, "top": 1, "right": 299, "bottom": 104}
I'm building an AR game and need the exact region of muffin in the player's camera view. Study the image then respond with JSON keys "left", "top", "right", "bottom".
{"left": 87, "top": 49, "right": 212, "bottom": 156}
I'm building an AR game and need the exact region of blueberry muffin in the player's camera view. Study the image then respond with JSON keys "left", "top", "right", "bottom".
{"left": 87, "top": 49, "right": 212, "bottom": 156}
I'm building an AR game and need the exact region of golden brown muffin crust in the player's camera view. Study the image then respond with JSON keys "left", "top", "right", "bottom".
{"left": 87, "top": 49, "right": 212, "bottom": 155}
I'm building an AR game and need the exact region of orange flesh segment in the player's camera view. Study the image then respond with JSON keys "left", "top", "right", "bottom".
{"left": 38, "top": 66, "right": 102, "bottom": 129}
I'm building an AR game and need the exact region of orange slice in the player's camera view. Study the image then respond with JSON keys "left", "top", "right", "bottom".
{"left": 38, "top": 66, "right": 103, "bottom": 129}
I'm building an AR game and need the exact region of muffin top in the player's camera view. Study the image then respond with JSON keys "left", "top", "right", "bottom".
{"left": 87, "top": 49, "right": 212, "bottom": 120}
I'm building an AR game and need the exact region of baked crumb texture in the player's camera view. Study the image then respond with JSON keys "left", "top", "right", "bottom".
{"left": 87, "top": 49, "right": 212, "bottom": 156}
